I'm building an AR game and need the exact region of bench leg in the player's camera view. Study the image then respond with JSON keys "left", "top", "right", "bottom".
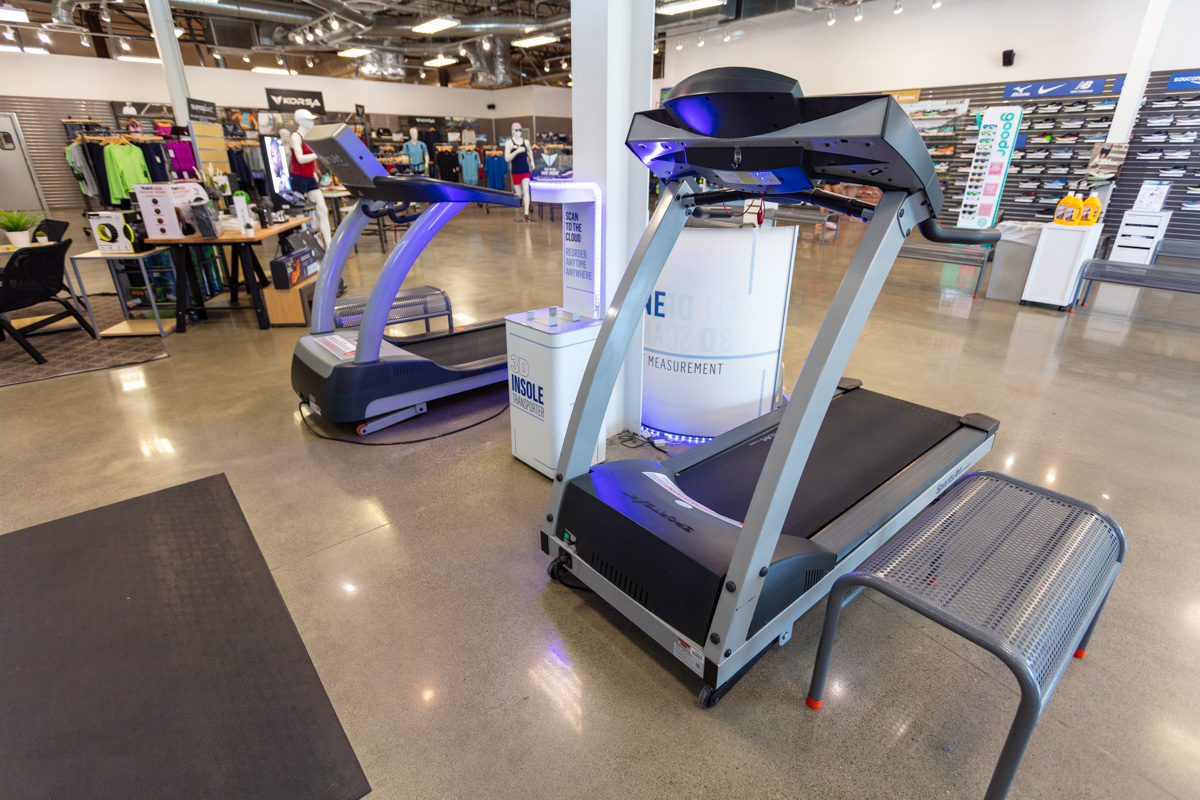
{"left": 985, "top": 688, "right": 1043, "bottom": 800}
{"left": 1073, "top": 587, "right": 1112, "bottom": 658}
{"left": 806, "top": 577, "right": 860, "bottom": 710}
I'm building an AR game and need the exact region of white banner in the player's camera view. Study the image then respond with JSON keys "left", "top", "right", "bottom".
{"left": 958, "top": 105, "right": 1024, "bottom": 229}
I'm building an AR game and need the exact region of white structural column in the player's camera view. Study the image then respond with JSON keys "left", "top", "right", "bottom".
{"left": 571, "top": 0, "right": 655, "bottom": 436}
{"left": 1108, "top": 0, "right": 1173, "bottom": 144}
{"left": 143, "top": 0, "right": 191, "bottom": 126}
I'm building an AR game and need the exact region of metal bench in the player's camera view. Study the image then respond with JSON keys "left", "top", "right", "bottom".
{"left": 688, "top": 204, "right": 840, "bottom": 247}
{"left": 333, "top": 284, "right": 453, "bottom": 333}
{"left": 806, "top": 471, "right": 1125, "bottom": 800}
{"left": 1077, "top": 238, "right": 1200, "bottom": 306}
{"left": 897, "top": 240, "right": 993, "bottom": 298}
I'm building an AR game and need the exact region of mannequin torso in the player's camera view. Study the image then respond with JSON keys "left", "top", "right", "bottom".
{"left": 504, "top": 125, "right": 534, "bottom": 222}
{"left": 287, "top": 109, "right": 331, "bottom": 247}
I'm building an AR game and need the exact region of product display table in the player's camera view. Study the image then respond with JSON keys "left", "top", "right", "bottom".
{"left": 71, "top": 248, "right": 175, "bottom": 337}
{"left": 147, "top": 217, "right": 311, "bottom": 332}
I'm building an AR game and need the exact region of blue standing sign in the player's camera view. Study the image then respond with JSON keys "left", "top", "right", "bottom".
{"left": 1003, "top": 78, "right": 1106, "bottom": 99}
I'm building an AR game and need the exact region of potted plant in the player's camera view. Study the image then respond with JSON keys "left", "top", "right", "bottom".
{"left": 0, "top": 209, "right": 44, "bottom": 249}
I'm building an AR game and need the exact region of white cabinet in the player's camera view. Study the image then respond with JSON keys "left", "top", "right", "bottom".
{"left": 1022, "top": 224, "right": 1104, "bottom": 309}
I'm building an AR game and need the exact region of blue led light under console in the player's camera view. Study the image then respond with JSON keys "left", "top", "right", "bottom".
{"left": 640, "top": 424, "right": 714, "bottom": 445}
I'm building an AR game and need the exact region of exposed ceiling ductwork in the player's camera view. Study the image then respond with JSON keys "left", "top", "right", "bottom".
{"left": 365, "top": 13, "right": 569, "bottom": 39}
{"left": 460, "top": 36, "right": 513, "bottom": 89}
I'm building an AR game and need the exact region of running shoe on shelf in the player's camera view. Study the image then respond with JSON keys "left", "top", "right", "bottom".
{"left": 1085, "top": 116, "right": 1112, "bottom": 128}
{"left": 1186, "top": 186, "right": 1200, "bottom": 194}
{"left": 1158, "top": 166, "right": 1186, "bottom": 177}
{"left": 1082, "top": 134, "right": 1106, "bottom": 142}
{"left": 1031, "top": 133, "right": 1055, "bottom": 143}
{"left": 1091, "top": 99, "right": 1117, "bottom": 110}
{"left": 1169, "top": 131, "right": 1198, "bottom": 142}
{"left": 1036, "top": 194, "right": 1064, "bottom": 204}
{"left": 1137, "top": 148, "right": 1165, "bottom": 160}
{"left": 1014, "top": 192, "right": 1037, "bottom": 203}
{"left": 1164, "top": 149, "right": 1192, "bottom": 159}
{"left": 1062, "top": 101, "right": 1088, "bottom": 113}
{"left": 1018, "top": 180, "right": 1041, "bottom": 188}
{"left": 1182, "top": 200, "right": 1200, "bottom": 211}
{"left": 1046, "top": 166, "right": 1072, "bottom": 174}
{"left": 1055, "top": 134, "right": 1080, "bottom": 143}
{"left": 1024, "top": 165, "right": 1047, "bottom": 174}
{"left": 1023, "top": 104, "right": 1039, "bottom": 114}
{"left": 1060, "top": 117, "right": 1086, "bottom": 128}
{"left": 1176, "top": 115, "right": 1200, "bottom": 126}
{"left": 1050, "top": 148, "right": 1075, "bottom": 158}
{"left": 1042, "top": 178, "right": 1068, "bottom": 188}
{"left": 1147, "top": 114, "right": 1175, "bottom": 126}
{"left": 1039, "top": 102, "right": 1064, "bottom": 113}
{"left": 1010, "top": 149, "right": 1024, "bottom": 158}
{"left": 1032, "top": 121, "right": 1056, "bottom": 130}
{"left": 1141, "top": 132, "right": 1169, "bottom": 142}
{"left": 1183, "top": 95, "right": 1200, "bottom": 107}
{"left": 933, "top": 162, "right": 950, "bottom": 172}
{"left": 929, "top": 146, "right": 956, "bottom": 155}
{"left": 1090, "top": 170, "right": 1117, "bottom": 181}
{"left": 1152, "top": 95, "right": 1181, "bottom": 108}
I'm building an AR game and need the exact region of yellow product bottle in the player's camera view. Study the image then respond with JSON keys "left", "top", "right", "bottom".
{"left": 1054, "top": 192, "right": 1083, "bottom": 225}
{"left": 1081, "top": 191, "right": 1102, "bottom": 225}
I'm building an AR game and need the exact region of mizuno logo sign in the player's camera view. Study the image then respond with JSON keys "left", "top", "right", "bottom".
{"left": 1011, "top": 85, "right": 1032, "bottom": 97}
{"left": 1038, "top": 84, "right": 1067, "bottom": 95}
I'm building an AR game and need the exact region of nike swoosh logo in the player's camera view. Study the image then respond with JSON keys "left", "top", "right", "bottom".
{"left": 1037, "top": 84, "right": 1067, "bottom": 95}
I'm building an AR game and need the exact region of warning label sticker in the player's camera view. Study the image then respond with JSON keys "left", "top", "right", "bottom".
{"left": 713, "top": 169, "right": 782, "bottom": 187}
{"left": 672, "top": 638, "right": 706, "bottom": 677}
{"left": 643, "top": 472, "right": 743, "bottom": 528}
{"left": 314, "top": 334, "right": 356, "bottom": 359}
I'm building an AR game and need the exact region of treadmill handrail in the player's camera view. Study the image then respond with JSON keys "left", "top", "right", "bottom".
{"left": 354, "top": 201, "right": 467, "bottom": 365}
{"left": 917, "top": 218, "right": 1001, "bottom": 246}
{"left": 311, "top": 199, "right": 375, "bottom": 335}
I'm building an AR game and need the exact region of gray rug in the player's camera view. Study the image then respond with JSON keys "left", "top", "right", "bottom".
{"left": 0, "top": 295, "right": 168, "bottom": 387}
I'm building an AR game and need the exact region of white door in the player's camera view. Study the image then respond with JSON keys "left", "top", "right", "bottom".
{"left": 0, "top": 113, "right": 47, "bottom": 211}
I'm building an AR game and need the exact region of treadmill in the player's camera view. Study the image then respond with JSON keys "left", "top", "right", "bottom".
{"left": 291, "top": 123, "right": 520, "bottom": 435}
{"left": 540, "top": 68, "right": 1003, "bottom": 707}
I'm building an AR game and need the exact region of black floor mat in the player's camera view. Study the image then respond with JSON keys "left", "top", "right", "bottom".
{"left": 0, "top": 475, "right": 371, "bottom": 800}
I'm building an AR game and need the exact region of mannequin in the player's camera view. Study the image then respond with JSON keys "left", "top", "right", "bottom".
{"left": 402, "top": 126, "right": 429, "bottom": 175}
{"left": 288, "top": 109, "right": 331, "bottom": 247}
{"left": 504, "top": 122, "right": 534, "bottom": 222}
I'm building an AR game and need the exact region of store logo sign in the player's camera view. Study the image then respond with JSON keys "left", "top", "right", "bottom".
{"left": 1004, "top": 78, "right": 1104, "bottom": 98}
{"left": 265, "top": 89, "right": 326, "bottom": 114}
{"left": 1168, "top": 72, "right": 1200, "bottom": 89}
{"left": 187, "top": 97, "right": 217, "bottom": 123}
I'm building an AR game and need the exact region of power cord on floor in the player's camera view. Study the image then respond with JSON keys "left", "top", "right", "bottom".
{"left": 298, "top": 400, "right": 508, "bottom": 445}
{"left": 617, "top": 430, "right": 671, "bottom": 456}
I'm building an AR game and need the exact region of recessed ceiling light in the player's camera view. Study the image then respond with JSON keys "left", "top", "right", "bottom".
{"left": 19, "top": 46, "right": 48, "bottom": 54}
{"left": 337, "top": 47, "right": 371, "bottom": 57}
{"left": 656, "top": 0, "right": 723, "bottom": 15}
{"left": 117, "top": 55, "right": 161, "bottom": 63}
{"left": 0, "top": 5, "right": 29, "bottom": 23}
{"left": 424, "top": 55, "right": 456, "bottom": 67}
{"left": 251, "top": 66, "right": 293, "bottom": 75}
{"left": 512, "top": 33, "right": 558, "bottom": 48}
{"left": 412, "top": 16, "right": 458, "bottom": 34}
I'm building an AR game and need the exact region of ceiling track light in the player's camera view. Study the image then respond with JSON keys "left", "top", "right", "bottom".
{"left": 722, "top": 30, "right": 731, "bottom": 42}
{"left": 931, "top": 0, "right": 942, "bottom": 7}
{"left": 675, "top": 37, "right": 682, "bottom": 50}
{"left": 481, "top": 38, "right": 490, "bottom": 51}
{"left": 37, "top": 28, "right": 50, "bottom": 43}
{"left": 99, "top": 3, "right": 110, "bottom": 22}
{"left": 305, "top": 30, "right": 314, "bottom": 41}
{"left": 827, "top": 9, "right": 836, "bottom": 25}
{"left": 329, "top": 17, "right": 339, "bottom": 30}
{"left": 212, "top": 48, "right": 220, "bottom": 58}
{"left": 79, "top": 33, "right": 89, "bottom": 46}
{"left": 562, "top": 59, "right": 568, "bottom": 69}
{"left": 543, "top": 61, "right": 549, "bottom": 72}
{"left": 854, "top": 2, "right": 863, "bottom": 21}
{"left": 419, "top": 69, "right": 426, "bottom": 79}
{"left": 2, "top": 26, "right": 13, "bottom": 40}
{"left": 242, "top": 54, "right": 250, "bottom": 62}
{"left": 276, "top": 53, "right": 284, "bottom": 65}
{"left": 653, "top": 42, "right": 659, "bottom": 54}
{"left": 314, "top": 25, "right": 323, "bottom": 36}
{"left": 696, "top": 34, "right": 704, "bottom": 47}
{"left": 305, "top": 55, "right": 313, "bottom": 67}
{"left": 458, "top": 45, "right": 466, "bottom": 56}
{"left": 894, "top": 0, "right": 903, "bottom": 13}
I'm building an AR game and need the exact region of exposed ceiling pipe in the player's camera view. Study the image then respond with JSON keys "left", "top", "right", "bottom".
{"left": 296, "top": 0, "right": 373, "bottom": 29}
{"left": 52, "top": 0, "right": 320, "bottom": 28}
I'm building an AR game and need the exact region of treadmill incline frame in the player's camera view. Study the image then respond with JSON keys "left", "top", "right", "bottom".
{"left": 540, "top": 179, "right": 991, "bottom": 694}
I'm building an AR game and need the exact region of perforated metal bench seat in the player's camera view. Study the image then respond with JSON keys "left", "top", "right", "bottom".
{"left": 333, "top": 284, "right": 452, "bottom": 331}
{"left": 898, "top": 241, "right": 992, "bottom": 297}
{"left": 806, "top": 471, "right": 1125, "bottom": 800}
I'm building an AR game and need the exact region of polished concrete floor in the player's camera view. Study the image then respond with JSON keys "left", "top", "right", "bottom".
{"left": 3, "top": 205, "right": 1198, "bottom": 799}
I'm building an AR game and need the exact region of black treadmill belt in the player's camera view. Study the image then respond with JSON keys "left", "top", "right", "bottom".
{"left": 674, "top": 389, "right": 961, "bottom": 541}
{"left": 399, "top": 323, "right": 508, "bottom": 369}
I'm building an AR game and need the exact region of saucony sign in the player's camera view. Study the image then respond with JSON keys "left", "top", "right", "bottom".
{"left": 265, "top": 89, "right": 326, "bottom": 114}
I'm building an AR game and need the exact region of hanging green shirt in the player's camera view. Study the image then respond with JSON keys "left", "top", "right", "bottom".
{"left": 103, "top": 144, "right": 153, "bottom": 205}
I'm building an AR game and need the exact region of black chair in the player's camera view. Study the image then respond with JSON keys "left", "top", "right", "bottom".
{"left": 33, "top": 218, "right": 69, "bottom": 243}
{"left": 0, "top": 239, "right": 96, "bottom": 364}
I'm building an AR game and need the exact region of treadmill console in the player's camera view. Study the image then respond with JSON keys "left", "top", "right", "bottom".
{"left": 626, "top": 66, "right": 943, "bottom": 210}
{"left": 304, "top": 123, "right": 387, "bottom": 190}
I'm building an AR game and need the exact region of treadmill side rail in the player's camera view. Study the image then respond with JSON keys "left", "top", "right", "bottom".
{"left": 707, "top": 191, "right": 928, "bottom": 661}
{"left": 542, "top": 178, "right": 696, "bottom": 532}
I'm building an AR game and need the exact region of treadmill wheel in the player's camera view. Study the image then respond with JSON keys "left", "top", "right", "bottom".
{"left": 698, "top": 685, "right": 720, "bottom": 710}
{"left": 356, "top": 423, "right": 369, "bottom": 437}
